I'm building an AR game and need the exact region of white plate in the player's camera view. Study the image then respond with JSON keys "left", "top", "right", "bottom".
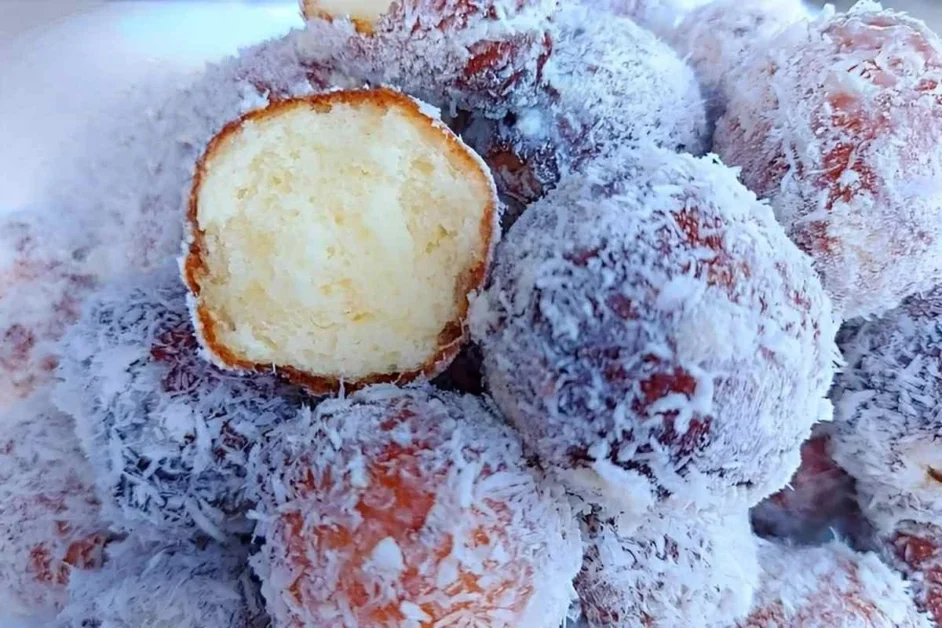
{"left": 0, "top": 1, "right": 302, "bottom": 212}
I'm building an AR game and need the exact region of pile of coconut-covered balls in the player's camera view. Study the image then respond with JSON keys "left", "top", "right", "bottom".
{"left": 4, "top": 0, "right": 942, "bottom": 625}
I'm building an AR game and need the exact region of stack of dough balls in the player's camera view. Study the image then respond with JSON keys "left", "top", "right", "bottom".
{"left": 6, "top": 0, "right": 942, "bottom": 626}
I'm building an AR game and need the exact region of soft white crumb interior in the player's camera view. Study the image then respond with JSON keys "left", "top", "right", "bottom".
{"left": 195, "top": 100, "right": 489, "bottom": 379}
{"left": 304, "top": 0, "right": 392, "bottom": 25}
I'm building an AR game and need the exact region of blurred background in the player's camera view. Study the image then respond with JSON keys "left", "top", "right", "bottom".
{"left": 0, "top": 0, "right": 939, "bottom": 211}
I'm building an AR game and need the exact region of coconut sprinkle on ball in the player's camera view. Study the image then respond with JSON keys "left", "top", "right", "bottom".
{"left": 471, "top": 147, "right": 837, "bottom": 515}
{"left": 57, "top": 537, "right": 266, "bottom": 628}
{"left": 881, "top": 519, "right": 942, "bottom": 626}
{"left": 0, "top": 395, "right": 109, "bottom": 621}
{"left": 736, "top": 538, "right": 930, "bottom": 628}
{"left": 831, "top": 287, "right": 942, "bottom": 533}
{"left": 55, "top": 264, "right": 303, "bottom": 541}
{"left": 714, "top": 2, "right": 942, "bottom": 318}
{"left": 671, "top": 0, "right": 812, "bottom": 118}
{"left": 299, "top": 0, "right": 555, "bottom": 116}
{"left": 0, "top": 210, "right": 100, "bottom": 410}
{"left": 465, "top": 6, "right": 708, "bottom": 211}
{"left": 575, "top": 508, "right": 758, "bottom": 628}
{"left": 248, "top": 385, "right": 582, "bottom": 627}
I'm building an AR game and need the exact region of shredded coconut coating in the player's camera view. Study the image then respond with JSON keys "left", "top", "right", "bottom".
{"left": 831, "top": 287, "right": 942, "bottom": 534}
{"left": 462, "top": 6, "right": 708, "bottom": 213}
{"left": 713, "top": 2, "right": 942, "bottom": 319}
{"left": 248, "top": 385, "right": 582, "bottom": 627}
{"left": 57, "top": 537, "right": 266, "bottom": 628}
{"left": 0, "top": 394, "right": 110, "bottom": 621}
{"left": 737, "top": 538, "right": 931, "bottom": 628}
{"left": 750, "top": 429, "right": 865, "bottom": 545}
{"left": 880, "top": 519, "right": 942, "bottom": 626}
{"left": 6, "top": 32, "right": 360, "bottom": 408}
{"left": 0, "top": 209, "right": 102, "bottom": 409}
{"left": 671, "top": 0, "right": 812, "bottom": 120}
{"left": 54, "top": 264, "right": 303, "bottom": 542}
{"left": 577, "top": 0, "right": 712, "bottom": 37}
{"left": 299, "top": 0, "right": 554, "bottom": 117}
{"left": 575, "top": 508, "right": 758, "bottom": 627}
{"left": 470, "top": 147, "right": 838, "bottom": 516}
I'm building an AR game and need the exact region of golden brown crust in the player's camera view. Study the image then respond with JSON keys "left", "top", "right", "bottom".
{"left": 300, "top": 0, "right": 378, "bottom": 35}
{"left": 184, "top": 87, "right": 497, "bottom": 395}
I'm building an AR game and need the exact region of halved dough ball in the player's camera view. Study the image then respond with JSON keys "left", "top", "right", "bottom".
{"left": 184, "top": 88, "right": 498, "bottom": 394}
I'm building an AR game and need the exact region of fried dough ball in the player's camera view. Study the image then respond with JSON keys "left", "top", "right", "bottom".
{"left": 0, "top": 395, "right": 109, "bottom": 621}
{"left": 54, "top": 264, "right": 302, "bottom": 541}
{"left": 57, "top": 537, "right": 266, "bottom": 628}
{"left": 671, "top": 0, "right": 812, "bottom": 117}
{"left": 882, "top": 519, "right": 942, "bottom": 626}
{"left": 0, "top": 210, "right": 100, "bottom": 409}
{"left": 736, "top": 539, "right": 930, "bottom": 628}
{"left": 470, "top": 147, "right": 837, "bottom": 516}
{"left": 575, "top": 509, "right": 758, "bottom": 627}
{"left": 750, "top": 430, "right": 864, "bottom": 545}
{"left": 579, "top": 0, "right": 712, "bottom": 37}
{"left": 248, "top": 385, "right": 582, "bottom": 627}
{"left": 184, "top": 89, "right": 498, "bottom": 394}
{"left": 714, "top": 4, "right": 942, "bottom": 318}
{"left": 831, "top": 287, "right": 942, "bottom": 533}
{"left": 298, "top": 0, "right": 554, "bottom": 115}
{"left": 465, "top": 6, "right": 707, "bottom": 212}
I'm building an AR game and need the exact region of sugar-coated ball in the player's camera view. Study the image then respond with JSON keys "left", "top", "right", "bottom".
{"left": 464, "top": 6, "right": 707, "bottom": 215}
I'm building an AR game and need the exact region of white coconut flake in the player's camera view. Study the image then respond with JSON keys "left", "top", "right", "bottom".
{"left": 714, "top": 3, "right": 942, "bottom": 318}
{"left": 54, "top": 264, "right": 303, "bottom": 541}
{"left": 0, "top": 394, "right": 110, "bottom": 621}
{"left": 735, "top": 538, "right": 930, "bottom": 627}
{"left": 56, "top": 536, "right": 267, "bottom": 628}
{"left": 247, "top": 385, "right": 582, "bottom": 627}
{"left": 576, "top": 507, "right": 758, "bottom": 627}
{"left": 470, "top": 145, "right": 838, "bottom": 518}
{"left": 831, "top": 288, "right": 942, "bottom": 534}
